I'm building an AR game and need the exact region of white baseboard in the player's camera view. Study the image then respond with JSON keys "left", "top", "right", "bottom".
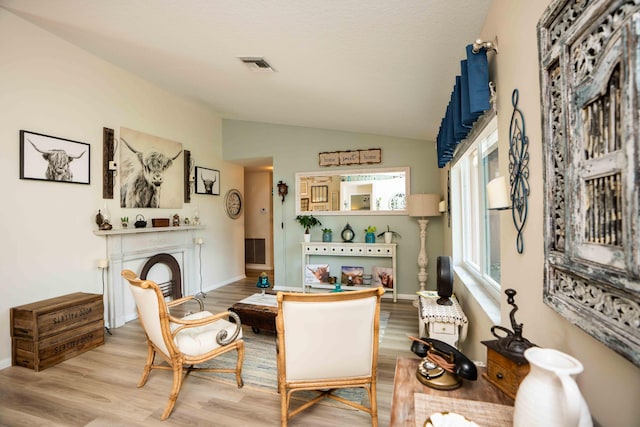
{"left": 0, "top": 357, "right": 11, "bottom": 370}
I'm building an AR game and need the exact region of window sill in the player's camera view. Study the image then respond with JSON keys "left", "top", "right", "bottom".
{"left": 453, "top": 266, "right": 500, "bottom": 325}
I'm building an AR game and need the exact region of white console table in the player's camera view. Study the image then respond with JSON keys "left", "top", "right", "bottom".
{"left": 418, "top": 293, "right": 468, "bottom": 348}
{"left": 301, "top": 242, "right": 397, "bottom": 302}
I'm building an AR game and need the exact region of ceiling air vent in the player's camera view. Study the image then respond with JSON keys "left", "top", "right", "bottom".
{"left": 238, "top": 57, "right": 276, "bottom": 72}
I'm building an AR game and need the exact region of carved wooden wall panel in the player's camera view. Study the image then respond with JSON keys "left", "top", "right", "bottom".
{"left": 538, "top": 0, "right": 639, "bottom": 366}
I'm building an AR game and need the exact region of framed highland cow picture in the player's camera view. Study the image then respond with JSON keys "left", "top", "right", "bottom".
{"left": 119, "top": 127, "right": 183, "bottom": 208}
{"left": 195, "top": 166, "right": 220, "bottom": 195}
{"left": 20, "top": 130, "right": 90, "bottom": 185}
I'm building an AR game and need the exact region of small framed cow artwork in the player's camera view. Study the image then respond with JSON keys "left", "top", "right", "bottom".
{"left": 20, "top": 130, "right": 90, "bottom": 185}
{"left": 195, "top": 166, "right": 220, "bottom": 195}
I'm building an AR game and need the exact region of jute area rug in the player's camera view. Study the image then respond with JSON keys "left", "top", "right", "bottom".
{"left": 192, "top": 311, "right": 390, "bottom": 407}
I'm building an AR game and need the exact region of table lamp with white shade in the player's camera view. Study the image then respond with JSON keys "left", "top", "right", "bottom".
{"left": 407, "top": 193, "right": 441, "bottom": 293}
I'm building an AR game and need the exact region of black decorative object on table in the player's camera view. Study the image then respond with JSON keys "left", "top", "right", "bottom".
{"left": 436, "top": 255, "right": 453, "bottom": 306}
{"left": 489, "top": 288, "right": 534, "bottom": 359}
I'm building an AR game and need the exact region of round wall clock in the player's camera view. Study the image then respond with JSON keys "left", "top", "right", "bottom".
{"left": 224, "top": 189, "right": 243, "bottom": 219}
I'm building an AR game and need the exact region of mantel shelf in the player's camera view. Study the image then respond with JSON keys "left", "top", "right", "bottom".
{"left": 93, "top": 225, "right": 205, "bottom": 236}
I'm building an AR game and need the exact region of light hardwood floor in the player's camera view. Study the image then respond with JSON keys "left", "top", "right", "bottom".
{"left": 0, "top": 271, "right": 418, "bottom": 426}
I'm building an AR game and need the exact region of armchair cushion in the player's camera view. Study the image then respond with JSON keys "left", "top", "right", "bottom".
{"left": 171, "top": 311, "right": 243, "bottom": 356}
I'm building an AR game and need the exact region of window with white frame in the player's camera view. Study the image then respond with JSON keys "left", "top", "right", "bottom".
{"left": 451, "top": 117, "right": 501, "bottom": 297}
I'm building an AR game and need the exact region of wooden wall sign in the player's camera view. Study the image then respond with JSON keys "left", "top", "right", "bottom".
{"left": 319, "top": 148, "right": 381, "bottom": 167}
{"left": 538, "top": 0, "right": 640, "bottom": 366}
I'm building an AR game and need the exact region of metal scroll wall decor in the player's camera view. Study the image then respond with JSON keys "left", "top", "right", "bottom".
{"left": 508, "top": 89, "right": 530, "bottom": 254}
{"left": 538, "top": 0, "right": 640, "bottom": 367}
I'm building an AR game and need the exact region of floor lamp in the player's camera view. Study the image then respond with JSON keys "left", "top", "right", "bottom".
{"left": 408, "top": 194, "right": 441, "bottom": 296}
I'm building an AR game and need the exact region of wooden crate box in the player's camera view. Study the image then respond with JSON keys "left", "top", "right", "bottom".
{"left": 11, "top": 292, "right": 104, "bottom": 371}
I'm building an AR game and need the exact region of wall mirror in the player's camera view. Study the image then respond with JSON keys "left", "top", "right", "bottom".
{"left": 295, "top": 167, "right": 410, "bottom": 216}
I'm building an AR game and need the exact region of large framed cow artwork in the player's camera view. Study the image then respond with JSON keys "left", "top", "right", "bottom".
{"left": 20, "top": 130, "right": 90, "bottom": 185}
{"left": 119, "top": 127, "right": 183, "bottom": 209}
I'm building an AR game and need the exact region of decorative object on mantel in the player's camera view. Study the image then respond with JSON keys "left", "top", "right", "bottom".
{"left": 340, "top": 222, "right": 354, "bottom": 243}
{"left": 172, "top": 214, "right": 180, "bottom": 227}
{"left": 407, "top": 194, "right": 441, "bottom": 294}
{"left": 152, "top": 218, "right": 170, "bottom": 227}
{"left": 120, "top": 217, "right": 129, "bottom": 228}
{"left": 482, "top": 288, "right": 535, "bottom": 400}
{"left": 377, "top": 225, "right": 401, "bottom": 244}
{"left": 514, "top": 347, "right": 592, "bottom": 427}
{"left": 192, "top": 205, "right": 200, "bottom": 225}
{"left": 295, "top": 214, "right": 322, "bottom": 242}
{"left": 321, "top": 228, "right": 332, "bottom": 242}
{"left": 364, "top": 225, "right": 376, "bottom": 243}
{"left": 95, "top": 206, "right": 112, "bottom": 231}
{"left": 256, "top": 272, "right": 270, "bottom": 296}
{"left": 318, "top": 148, "right": 381, "bottom": 167}
{"left": 538, "top": 0, "right": 640, "bottom": 367}
{"left": 134, "top": 214, "right": 147, "bottom": 228}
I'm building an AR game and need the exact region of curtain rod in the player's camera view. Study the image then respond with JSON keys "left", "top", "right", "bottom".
{"left": 472, "top": 37, "right": 499, "bottom": 54}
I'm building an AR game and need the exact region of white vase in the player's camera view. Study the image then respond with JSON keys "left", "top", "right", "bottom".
{"left": 384, "top": 232, "right": 393, "bottom": 244}
{"left": 303, "top": 233, "right": 311, "bottom": 242}
{"left": 514, "top": 347, "right": 592, "bottom": 427}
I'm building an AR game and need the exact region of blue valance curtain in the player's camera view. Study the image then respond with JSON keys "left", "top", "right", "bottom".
{"left": 436, "top": 45, "right": 490, "bottom": 168}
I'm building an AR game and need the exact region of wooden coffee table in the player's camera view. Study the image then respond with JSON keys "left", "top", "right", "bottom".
{"left": 229, "top": 293, "right": 278, "bottom": 333}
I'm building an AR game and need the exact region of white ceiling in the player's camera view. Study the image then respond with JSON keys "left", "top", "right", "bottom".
{"left": 0, "top": 0, "right": 491, "bottom": 141}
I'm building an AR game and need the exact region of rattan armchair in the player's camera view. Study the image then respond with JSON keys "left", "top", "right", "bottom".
{"left": 276, "top": 287, "right": 384, "bottom": 426}
{"left": 121, "top": 270, "right": 244, "bottom": 420}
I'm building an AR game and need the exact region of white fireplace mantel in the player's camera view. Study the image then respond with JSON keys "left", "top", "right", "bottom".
{"left": 95, "top": 225, "right": 205, "bottom": 328}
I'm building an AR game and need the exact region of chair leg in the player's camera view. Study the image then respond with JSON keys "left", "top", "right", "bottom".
{"left": 138, "top": 344, "right": 155, "bottom": 387}
{"left": 370, "top": 382, "right": 378, "bottom": 427}
{"left": 280, "top": 387, "right": 290, "bottom": 427}
{"left": 235, "top": 341, "right": 245, "bottom": 388}
{"left": 160, "top": 362, "right": 184, "bottom": 421}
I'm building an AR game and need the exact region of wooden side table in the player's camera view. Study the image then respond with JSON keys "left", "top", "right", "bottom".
{"left": 390, "top": 357, "right": 513, "bottom": 427}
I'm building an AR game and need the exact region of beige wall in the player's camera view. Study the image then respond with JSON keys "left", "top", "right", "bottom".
{"left": 442, "top": 1, "right": 640, "bottom": 425}
{"left": 0, "top": 9, "right": 245, "bottom": 367}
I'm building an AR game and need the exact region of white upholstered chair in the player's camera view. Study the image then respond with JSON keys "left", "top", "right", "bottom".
{"left": 121, "top": 269, "right": 244, "bottom": 420}
{"left": 276, "top": 287, "right": 385, "bottom": 426}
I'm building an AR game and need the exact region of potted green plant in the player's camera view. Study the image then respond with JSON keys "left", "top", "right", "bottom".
{"left": 322, "top": 228, "right": 332, "bottom": 242}
{"left": 295, "top": 215, "right": 322, "bottom": 242}
{"left": 377, "top": 225, "right": 401, "bottom": 243}
{"left": 364, "top": 225, "right": 377, "bottom": 243}
{"left": 120, "top": 216, "right": 129, "bottom": 228}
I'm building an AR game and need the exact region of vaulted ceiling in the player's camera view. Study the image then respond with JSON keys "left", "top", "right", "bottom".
{"left": 0, "top": 0, "right": 492, "bottom": 141}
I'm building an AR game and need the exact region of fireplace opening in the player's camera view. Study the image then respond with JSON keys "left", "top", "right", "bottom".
{"left": 140, "top": 253, "right": 182, "bottom": 300}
